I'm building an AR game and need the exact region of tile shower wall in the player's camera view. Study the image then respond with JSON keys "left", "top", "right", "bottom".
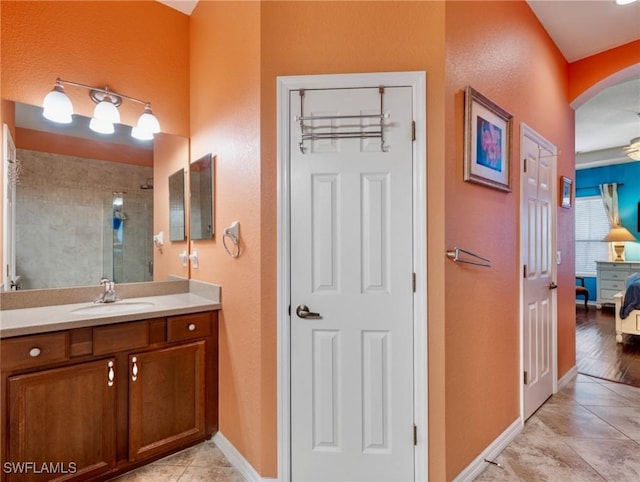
{"left": 16, "top": 149, "right": 153, "bottom": 289}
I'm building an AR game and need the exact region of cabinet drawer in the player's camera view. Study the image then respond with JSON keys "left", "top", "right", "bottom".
{"left": 600, "top": 289, "right": 620, "bottom": 302}
{"left": 600, "top": 279, "right": 625, "bottom": 291}
{"left": 1, "top": 332, "right": 69, "bottom": 371}
{"left": 93, "top": 321, "right": 149, "bottom": 355}
{"left": 600, "top": 270, "right": 629, "bottom": 281}
{"left": 167, "top": 313, "right": 212, "bottom": 342}
{"left": 599, "top": 263, "right": 630, "bottom": 271}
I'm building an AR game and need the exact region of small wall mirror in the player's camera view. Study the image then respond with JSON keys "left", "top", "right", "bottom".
{"left": 190, "top": 153, "right": 214, "bottom": 240}
{"left": 169, "top": 168, "right": 186, "bottom": 241}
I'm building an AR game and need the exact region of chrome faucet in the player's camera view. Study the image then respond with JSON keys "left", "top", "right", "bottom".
{"left": 97, "top": 277, "right": 118, "bottom": 303}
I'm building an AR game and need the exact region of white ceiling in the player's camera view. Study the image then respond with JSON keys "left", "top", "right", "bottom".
{"left": 526, "top": 0, "right": 640, "bottom": 63}
{"left": 156, "top": 0, "right": 198, "bottom": 16}
{"left": 526, "top": 0, "right": 640, "bottom": 168}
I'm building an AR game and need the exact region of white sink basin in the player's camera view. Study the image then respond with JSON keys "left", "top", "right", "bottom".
{"left": 71, "top": 301, "right": 155, "bottom": 316}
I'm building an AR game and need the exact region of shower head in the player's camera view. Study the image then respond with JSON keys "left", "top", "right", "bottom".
{"left": 140, "top": 178, "right": 153, "bottom": 190}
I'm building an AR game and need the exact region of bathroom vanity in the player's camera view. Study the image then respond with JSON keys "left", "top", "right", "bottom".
{"left": 0, "top": 289, "right": 220, "bottom": 482}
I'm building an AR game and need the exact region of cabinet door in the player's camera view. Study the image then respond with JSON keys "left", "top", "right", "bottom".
{"left": 129, "top": 341, "right": 206, "bottom": 461}
{"left": 7, "top": 359, "right": 116, "bottom": 482}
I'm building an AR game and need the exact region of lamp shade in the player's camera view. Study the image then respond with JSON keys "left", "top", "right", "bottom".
{"left": 42, "top": 85, "right": 73, "bottom": 124}
{"left": 603, "top": 226, "right": 637, "bottom": 242}
{"left": 131, "top": 126, "right": 153, "bottom": 141}
{"left": 89, "top": 117, "right": 115, "bottom": 135}
{"left": 135, "top": 104, "right": 161, "bottom": 134}
{"left": 93, "top": 98, "right": 120, "bottom": 124}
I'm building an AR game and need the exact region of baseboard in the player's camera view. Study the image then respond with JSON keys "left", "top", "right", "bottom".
{"left": 212, "top": 432, "right": 276, "bottom": 482}
{"left": 452, "top": 417, "right": 523, "bottom": 482}
{"left": 557, "top": 365, "right": 578, "bottom": 390}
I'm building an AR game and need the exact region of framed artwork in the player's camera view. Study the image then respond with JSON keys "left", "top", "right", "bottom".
{"left": 560, "top": 176, "right": 573, "bottom": 208}
{"left": 464, "top": 86, "right": 513, "bottom": 192}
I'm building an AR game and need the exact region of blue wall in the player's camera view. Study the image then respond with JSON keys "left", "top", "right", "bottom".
{"left": 576, "top": 161, "right": 640, "bottom": 301}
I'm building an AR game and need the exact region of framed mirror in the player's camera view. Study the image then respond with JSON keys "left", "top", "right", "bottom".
{"left": 169, "top": 168, "right": 186, "bottom": 241}
{"left": 190, "top": 153, "right": 214, "bottom": 240}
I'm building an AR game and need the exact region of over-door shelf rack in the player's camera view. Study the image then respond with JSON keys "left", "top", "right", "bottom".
{"left": 295, "top": 87, "right": 390, "bottom": 153}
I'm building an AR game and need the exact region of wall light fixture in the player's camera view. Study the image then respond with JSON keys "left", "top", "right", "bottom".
{"left": 42, "top": 77, "right": 161, "bottom": 140}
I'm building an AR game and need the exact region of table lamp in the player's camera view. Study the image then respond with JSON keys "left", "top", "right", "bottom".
{"left": 603, "top": 225, "right": 637, "bottom": 261}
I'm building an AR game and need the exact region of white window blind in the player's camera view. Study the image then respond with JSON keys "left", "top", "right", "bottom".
{"left": 575, "top": 196, "right": 610, "bottom": 276}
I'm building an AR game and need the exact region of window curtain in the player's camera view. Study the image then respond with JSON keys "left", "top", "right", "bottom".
{"left": 599, "top": 183, "right": 620, "bottom": 228}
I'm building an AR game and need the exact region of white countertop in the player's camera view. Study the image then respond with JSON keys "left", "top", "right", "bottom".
{"left": 0, "top": 293, "right": 221, "bottom": 338}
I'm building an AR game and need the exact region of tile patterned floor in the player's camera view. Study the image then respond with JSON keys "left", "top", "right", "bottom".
{"left": 112, "top": 374, "right": 640, "bottom": 481}
{"left": 109, "top": 439, "right": 245, "bottom": 482}
{"left": 476, "top": 374, "right": 640, "bottom": 481}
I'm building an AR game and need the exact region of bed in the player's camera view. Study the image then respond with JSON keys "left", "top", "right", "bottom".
{"left": 614, "top": 275, "right": 640, "bottom": 343}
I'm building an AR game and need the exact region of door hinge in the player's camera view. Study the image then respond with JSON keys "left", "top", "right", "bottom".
{"left": 412, "top": 273, "right": 416, "bottom": 293}
{"left": 288, "top": 305, "right": 291, "bottom": 317}
{"left": 523, "top": 265, "right": 527, "bottom": 278}
{"left": 523, "top": 371, "right": 528, "bottom": 385}
{"left": 413, "top": 425, "right": 417, "bottom": 445}
{"left": 411, "top": 121, "right": 416, "bottom": 141}
{"left": 524, "top": 158, "right": 527, "bottom": 172}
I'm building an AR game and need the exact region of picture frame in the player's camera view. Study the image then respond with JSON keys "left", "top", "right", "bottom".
{"left": 464, "top": 86, "right": 513, "bottom": 192}
{"left": 560, "top": 176, "right": 573, "bottom": 208}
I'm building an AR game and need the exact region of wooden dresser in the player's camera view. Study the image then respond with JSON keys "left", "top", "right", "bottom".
{"left": 595, "top": 261, "right": 640, "bottom": 308}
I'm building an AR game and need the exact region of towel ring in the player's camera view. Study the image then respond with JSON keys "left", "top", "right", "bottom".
{"left": 223, "top": 232, "right": 240, "bottom": 258}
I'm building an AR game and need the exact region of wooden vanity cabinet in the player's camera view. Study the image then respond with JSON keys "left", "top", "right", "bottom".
{"left": 1, "top": 311, "right": 218, "bottom": 482}
{"left": 7, "top": 359, "right": 117, "bottom": 482}
{"left": 129, "top": 341, "right": 206, "bottom": 461}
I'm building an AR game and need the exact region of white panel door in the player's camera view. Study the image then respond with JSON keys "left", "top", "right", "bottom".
{"left": 522, "top": 131, "right": 556, "bottom": 420}
{"left": 290, "top": 86, "right": 415, "bottom": 481}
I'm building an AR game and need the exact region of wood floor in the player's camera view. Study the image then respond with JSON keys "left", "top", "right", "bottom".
{"left": 576, "top": 304, "right": 640, "bottom": 387}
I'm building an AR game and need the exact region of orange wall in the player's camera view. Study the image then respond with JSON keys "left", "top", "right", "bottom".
{"left": 153, "top": 133, "right": 190, "bottom": 282}
{"left": 444, "top": 1, "right": 574, "bottom": 477}
{"left": 15, "top": 127, "right": 153, "bottom": 167}
{"left": 1, "top": 0, "right": 189, "bottom": 137}
{"left": 189, "top": 0, "right": 264, "bottom": 473}
{"left": 569, "top": 40, "right": 640, "bottom": 106}
{"left": 189, "top": 0, "right": 448, "bottom": 478}
{"left": 1, "top": 0, "right": 190, "bottom": 288}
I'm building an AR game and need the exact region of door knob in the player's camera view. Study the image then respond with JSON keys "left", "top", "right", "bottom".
{"left": 296, "top": 305, "right": 322, "bottom": 319}
{"left": 549, "top": 282, "right": 558, "bottom": 290}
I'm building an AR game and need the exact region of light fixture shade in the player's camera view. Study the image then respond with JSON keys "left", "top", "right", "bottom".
{"left": 627, "top": 137, "right": 640, "bottom": 161}
{"left": 42, "top": 85, "right": 73, "bottom": 124}
{"left": 136, "top": 104, "right": 161, "bottom": 134}
{"left": 93, "top": 98, "right": 120, "bottom": 124}
{"left": 89, "top": 117, "right": 115, "bottom": 135}
{"left": 603, "top": 226, "right": 637, "bottom": 242}
{"left": 131, "top": 126, "right": 153, "bottom": 141}
{"left": 616, "top": 0, "right": 637, "bottom": 5}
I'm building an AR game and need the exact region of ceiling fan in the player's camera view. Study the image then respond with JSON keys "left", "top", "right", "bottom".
{"left": 625, "top": 137, "right": 640, "bottom": 161}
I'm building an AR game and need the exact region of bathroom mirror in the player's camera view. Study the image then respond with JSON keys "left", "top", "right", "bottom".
{"left": 189, "top": 153, "right": 214, "bottom": 240}
{"left": 169, "top": 168, "right": 186, "bottom": 241}
{"left": 2, "top": 100, "right": 180, "bottom": 290}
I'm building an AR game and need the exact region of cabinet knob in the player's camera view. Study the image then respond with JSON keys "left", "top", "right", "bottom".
{"left": 29, "top": 347, "right": 41, "bottom": 358}
{"left": 188, "top": 323, "right": 196, "bottom": 332}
